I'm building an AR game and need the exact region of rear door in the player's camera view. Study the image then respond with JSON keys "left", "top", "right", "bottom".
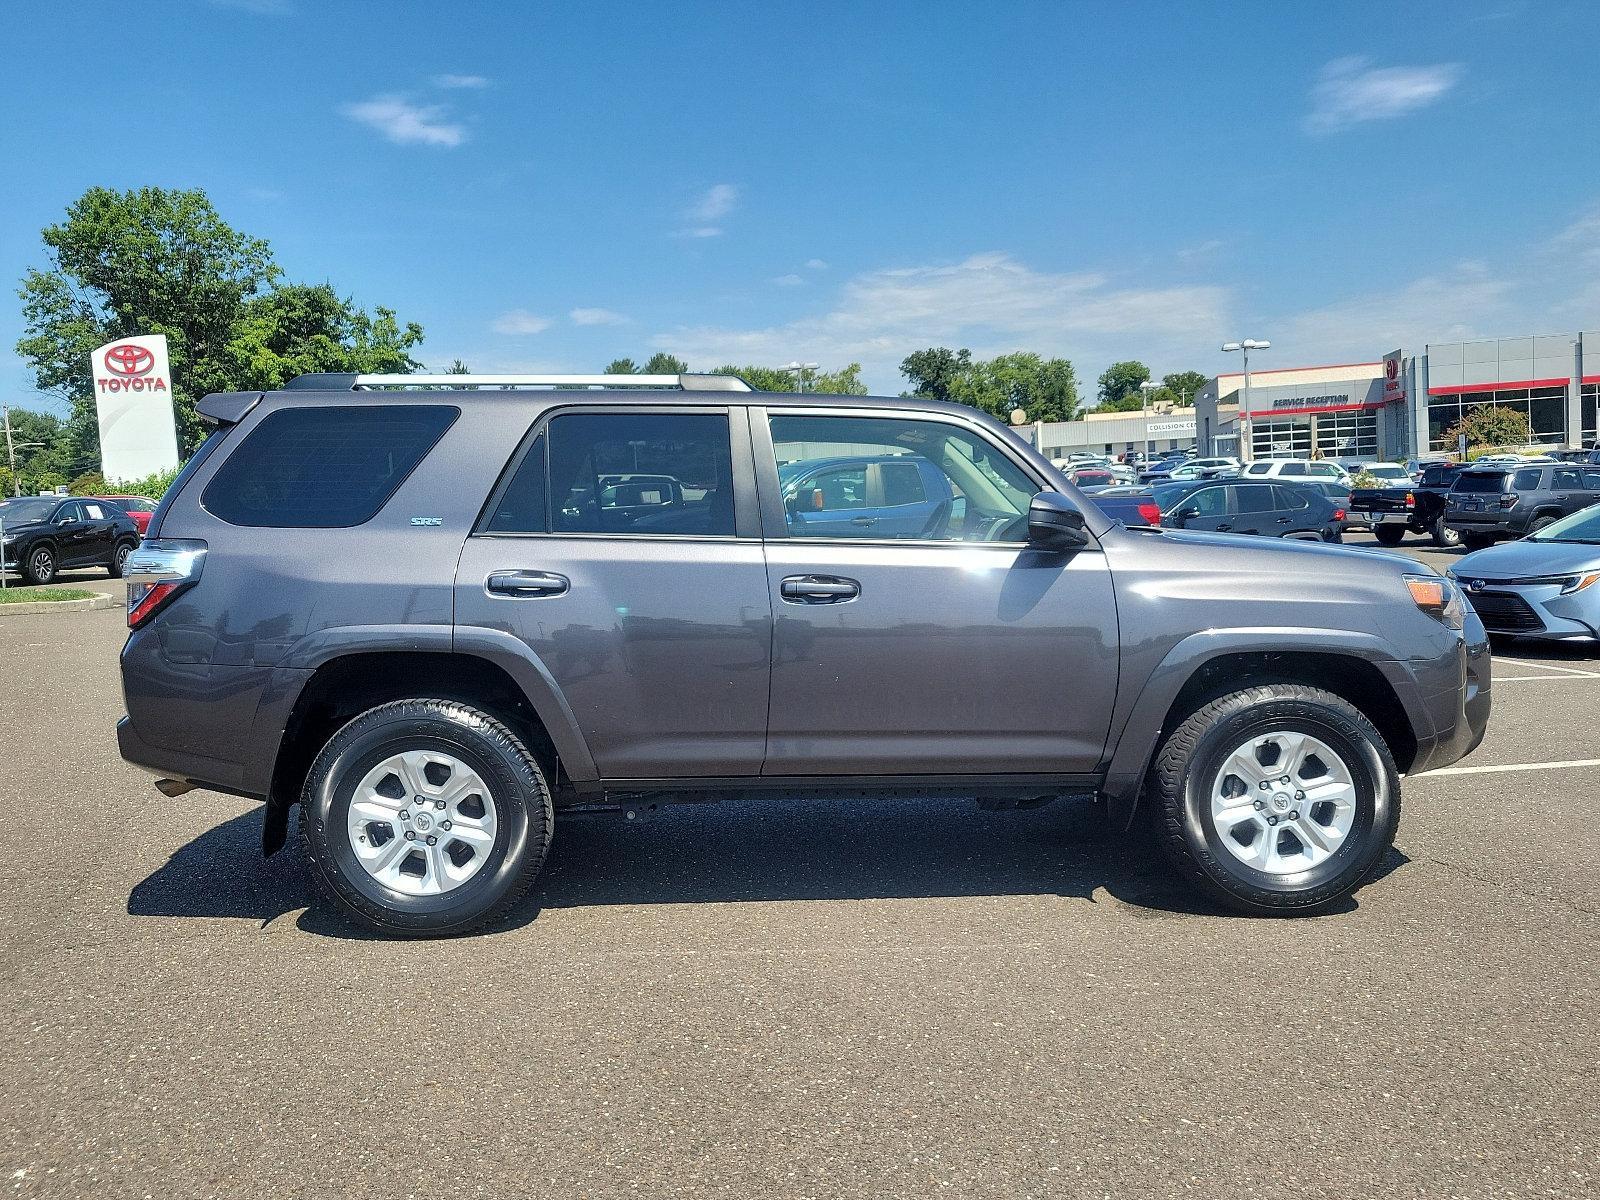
{"left": 454, "top": 405, "right": 772, "bottom": 780}
{"left": 754, "top": 406, "right": 1117, "bottom": 776}
{"left": 77, "top": 501, "right": 119, "bottom": 563}
{"left": 1551, "top": 467, "right": 1592, "bottom": 517}
{"left": 1229, "top": 483, "right": 1281, "bottom": 535}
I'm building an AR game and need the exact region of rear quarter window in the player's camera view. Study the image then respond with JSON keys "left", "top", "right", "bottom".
{"left": 202, "top": 405, "right": 458, "bottom": 528}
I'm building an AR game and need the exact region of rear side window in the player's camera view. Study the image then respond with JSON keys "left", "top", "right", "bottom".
{"left": 202, "top": 405, "right": 458, "bottom": 528}
{"left": 1279, "top": 462, "right": 1307, "bottom": 476}
{"left": 1234, "top": 484, "right": 1277, "bottom": 513}
{"left": 881, "top": 462, "right": 927, "bottom": 506}
{"left": 547, "top": 412, "right": 735, "bottom": 537}
{"left": 1273, "top": 485, "right": 1310, "bottom": 510}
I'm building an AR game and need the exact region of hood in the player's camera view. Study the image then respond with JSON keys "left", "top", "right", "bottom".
{"left": 0, "top": 519, "right": 45, "bottom": 537}
{"left": 1452, "top": 538, "right": 1600, "bottom": 581}
{"left": 1139, "top": 527, "right": 1423, "bottom": 571}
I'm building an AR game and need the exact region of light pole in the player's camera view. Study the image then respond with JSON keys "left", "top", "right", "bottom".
{"left": 1139, "top": 381, "right": 1159, "bottom": 461}
{"left": 3, "top": 402, "right": 45, "bottom": 497}
{"left": 1221, "top": 339, "right": 1270, "bottom": 461}
{"left": 779, "top": 361, "right": 819, "bottom": 393}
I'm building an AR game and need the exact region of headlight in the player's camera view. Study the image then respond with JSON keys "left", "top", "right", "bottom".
{"left": 1561, "top": 573, "right": 1600, "bottom": 596}
{"left": 1404, "top": 573, "right": 1465, "bottom": 630}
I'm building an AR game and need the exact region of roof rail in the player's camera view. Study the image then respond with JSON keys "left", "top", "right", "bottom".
{"left": 284, "top": 372, "right": 752, "bottom": 392}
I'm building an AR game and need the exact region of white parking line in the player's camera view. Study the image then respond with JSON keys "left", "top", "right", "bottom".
{"left": 1494, "top": 657, "right": 1600, "bottom": 678}
{"left": 1412, "top": 758, "right": 1600, "bottom": 779}
{"left": 1492, "top": 674, "right": 1600, "bottom": 682}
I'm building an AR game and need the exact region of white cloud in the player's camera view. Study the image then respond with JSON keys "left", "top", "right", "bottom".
{"left": 1306, "top": 58, "right": 1462, "bottom": 134}
{"left": 773, "top": 274, "right": 805, "bottom": 287}
{"left": 342, "top": 95, "right": 465, "bottom": 147}
{"left": 433, "top": 74, "right": 490, "bottom": 89}
{"left": 677, "top": 184, "right": 739, "bottom": 237}
{"left": 491, "top": 310, "right": 553, "bottom": 335}
{"left": 570, "top": 307, "right": 627, "bottom": 326}
{"left": 654, "top": 251, "right": 1229, "bottom": 391}
{"left": 805, "top": 258, "right": 829, "bottom": 270}
{"left": 1176, "top": 238, "right": 1224, "bottom": 263}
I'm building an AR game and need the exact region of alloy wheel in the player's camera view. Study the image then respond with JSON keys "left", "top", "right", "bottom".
{"left": 1209, "top": 731, "right": 1357, "bottom": 875}
{"left": 346, "top": 750, "right": 498, "bottom": 896}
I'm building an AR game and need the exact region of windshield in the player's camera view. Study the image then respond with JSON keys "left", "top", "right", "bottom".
{"left": 1529, "top": 504, "right": 1600, "bottom": 544}
{"left": 0, "top": 497, "right": 60, "bottom": 524}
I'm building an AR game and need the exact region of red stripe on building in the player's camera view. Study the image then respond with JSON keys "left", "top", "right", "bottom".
{"left": 1583, "top": 374, "right": 1600, "bottom": 385}
{"left": 1427, "top": 377, "right": 1570, "bottom": 395}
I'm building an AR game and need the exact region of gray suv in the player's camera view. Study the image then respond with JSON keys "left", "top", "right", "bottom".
{"left": 119, "top": 373, "right": 1491, "bottom": 935}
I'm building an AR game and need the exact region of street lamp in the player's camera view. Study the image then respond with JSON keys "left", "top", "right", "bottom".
{"left": 1139, "top": 381, "right": 1160, "bottom": 461}
{"left": 779, "top": 361, "right": 819, "bottom": 393}
{"left": 1221, "top": 339, "right": 1270, "bottom": 462}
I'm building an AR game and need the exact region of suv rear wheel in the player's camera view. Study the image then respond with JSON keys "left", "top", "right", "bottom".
{"left": 1148, "top": 684, "right": 1399, "bottom": 915}
{"left": 300, "top": 699, "right": 553, "bottom": 936}
{"left": 1431, "top": 517, "right": 1461, "bottom": 548}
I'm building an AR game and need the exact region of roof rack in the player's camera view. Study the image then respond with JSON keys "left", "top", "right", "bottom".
{"left": 284, "top": 372, "right": 752, "bottom": 392}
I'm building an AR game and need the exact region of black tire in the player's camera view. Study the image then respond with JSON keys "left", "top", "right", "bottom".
{"left": 1431, "top": 517, "right": 1461, "bottom": 549}
{"left": 300, "top": 699, "right": 553, "bottom": 937}
{"left": 1525, "top": 515, "right": 1557, "bottom": 537}
{"left": 23, "top": 544, "right": 56, "bottom": 585}
{"left": 1148, "top": 684, "right": 1400, "bottom": 916}
{"left": 109, "top": 540, "right": 136, "bottom": 578}
{"left": 1463, "top": 532, "right": 1494, "bottom": 552}
{"left": 1373, "top": 524, "right": 1406, "bottom": 546}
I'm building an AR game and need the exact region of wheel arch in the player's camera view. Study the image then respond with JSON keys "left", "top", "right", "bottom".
{"left": 261, "top": 641, "right": 596, "bottom": 856}
{"left": 1103, "top": 637, "right": 1421, "bottom": 829}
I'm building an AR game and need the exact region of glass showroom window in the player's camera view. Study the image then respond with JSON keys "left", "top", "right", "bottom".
{"left": 1252, "top": 417, "right": 1311, "bottom": 458}
{"left": 1315, "top": 409, "right": 1377, "bottom": 458}
{"left": 1428, "top": 387, "right": 1565, "bottom": 450}
{"left": 1579, "top": 384, "right": 1596, "bottom": 447}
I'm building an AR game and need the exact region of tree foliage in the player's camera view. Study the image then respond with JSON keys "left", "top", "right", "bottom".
{"left": 1095, "top": 360, "right": 1151, "bottom": 411}
{"left": 1446, "top": 403, "right": 1535, "bottom": 453}
{"left": 1161, "top": 370, "right": 1209, "bottom": 404}
{"left": 900, "top": 347, "right": 1079, "bottom": 422}
{"left": 604, "top": 354, "right": 867, "bottom": 394}
{"left": 15, "top": 186, "right": 424, "bottom": 474}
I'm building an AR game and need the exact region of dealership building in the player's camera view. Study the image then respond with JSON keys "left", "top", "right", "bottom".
{"left": 1026, "top": 328, "right": 1598, "bottom": 463}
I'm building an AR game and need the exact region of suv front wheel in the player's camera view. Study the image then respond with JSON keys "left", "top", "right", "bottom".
{"left": 1148, "top": 684, "right": 1399, "bottom": 915}
{"left": 300, "top": 699, "right": 553, "bottom": 936}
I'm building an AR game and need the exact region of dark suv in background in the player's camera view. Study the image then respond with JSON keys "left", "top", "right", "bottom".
{"left": 1, "top": 494, "right": 142, "bottom": 584}
{"left": 1445, "top": 463, "right": 1600, "bottom": 550}
{"left": 119, "top": 373, "right": 1489, "bottom": 936}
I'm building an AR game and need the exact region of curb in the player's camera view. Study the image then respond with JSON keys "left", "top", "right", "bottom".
{"left": 0, "top": 592, "right": 118, "bottom": 616}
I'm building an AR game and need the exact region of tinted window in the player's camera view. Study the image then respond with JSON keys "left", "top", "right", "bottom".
{"left": 1583, "top": 469, "right": 1600, "bottom": 491}
{"left": 1551, "top": 468, "right": 1581, "bottom": 491}
{"left": 1279, "top": 461, "right": 1307, "bottom": 476}
{"left": 203, "top": 405, "right": 458, "bottom": 528}
{"left": 485, "top": 434, "right": 547, "bottom": 533}
{"left": 548, "top": 412, "right": 734, "bottom": 536}
{"left": 1454, "top": 471, "right": 1509, "bottom": 493}
{"left": 1234, "top": 484, "right": 1277, "bottom": 514}
{"left": 1274, "top": 485, "right": 1310, "bottom": 510}
{"left": 1420, "top": 466, "right": 1459, "bottom": 487}
{"left": 1185, "top": 487, "right": 1229, "bottom": 516}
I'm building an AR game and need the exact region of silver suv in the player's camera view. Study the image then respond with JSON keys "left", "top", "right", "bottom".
{"left": 118, "top": 373, "right": 1490, "bottom": 935}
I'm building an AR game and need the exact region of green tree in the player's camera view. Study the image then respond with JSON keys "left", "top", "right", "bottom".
{"left": 900, "top": 347, "right": 973, "bottom": 402}
{"left": 1161, "top": 370, "right": 1208, "bottom": 405}
{"left": 16, "top": 186, "right": 423, "bottom": 471}
{"left": 951, "top": 352, "right": 1079, "bottom": 423}
{"left": 642, "top": 352, "right": 689, "bottom": 374}
{"left": 1446, "top": 404, "right": 1534, "bottom": 454}
{"left": 1095, "top": 360, "right": 1151, "bottom": 411}
{"left": 709, "top": 363, "right": 869, "bottom": 394}
{"left": 603, "top": 357, "right": 639, "bottom": 374}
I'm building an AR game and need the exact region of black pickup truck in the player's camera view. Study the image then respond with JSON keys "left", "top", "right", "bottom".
{"left": 1350, "top": 462, "right": 1465, "bottom": 547}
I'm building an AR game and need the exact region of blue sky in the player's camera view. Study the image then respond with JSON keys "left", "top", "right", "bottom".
{"left": 2, "top": 0, "right": 1597, "bottom": 414}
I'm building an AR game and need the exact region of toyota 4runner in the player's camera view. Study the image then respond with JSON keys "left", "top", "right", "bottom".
{"left": 119, "top": 373, "right": 1490, "bottom": 935}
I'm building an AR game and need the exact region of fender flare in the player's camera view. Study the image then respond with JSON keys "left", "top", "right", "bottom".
{"left": 1100, "top": 628, "right": 1424, "bottom": 828}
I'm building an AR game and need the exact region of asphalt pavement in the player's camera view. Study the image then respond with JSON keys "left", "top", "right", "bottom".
{"left": 1, "top": 533, "right": 1595, "bottom": 1198}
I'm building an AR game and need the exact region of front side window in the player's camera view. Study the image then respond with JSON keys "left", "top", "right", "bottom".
{"left": 203, "top": 405, "right": 458, "bottom": 528}
{"left": 769, "top": 414, "right": 1038, "bottom": 542}
{"left": 548, "top": 412, "right": 735, "bottom": 537}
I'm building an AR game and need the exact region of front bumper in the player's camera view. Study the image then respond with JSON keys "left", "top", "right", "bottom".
{"left": 1405, "top": 627, "right": 1492, "bottom": 775}
{"left": 1460, "top": 580, "right": 1600, "bottom": 641}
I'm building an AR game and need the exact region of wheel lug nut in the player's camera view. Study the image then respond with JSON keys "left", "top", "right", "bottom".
{"left": 426, "top": 835, "right": 437, "bottom": 846}
{"left": 442, "top": 820, "right": 452, "bottom": 830}
{"left": 1268, "top": 816, "right": 1279, "bottom": 826}
{"left": 399, "top": 810, "right": 410, "bottom": 821}
{"left": 1294, "top": 791, "right": 1304, "bottom": 801}
{"left": 1259, "top": 782, "right": 1270, "bottom": 791}
{"left": 1290, "top": 811, "right": 1300, "bottom": 821}
{"left": 405, "top": 831, "right": 416, "bottom": 841}
{"left": 1252, "top": 799, "right": 1264, "bottom": 810}
{"left": 1279, "top": 776, "right": 1289, "bottom": 785}
{"left": 435, "top": 800, "right": 446, "bottom": 811}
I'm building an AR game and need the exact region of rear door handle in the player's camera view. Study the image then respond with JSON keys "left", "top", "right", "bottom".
{"left": 486, "top": 570, "right": 569, "bottom": 598}
{"left": 780, "top": 574, "right": 861, "bottom": 603}
{"left": 1215, "top": 523, "right": 1232, "bottom": 531}
{"left": 1277, "top": 516, "right": 1291, "bottom": 524}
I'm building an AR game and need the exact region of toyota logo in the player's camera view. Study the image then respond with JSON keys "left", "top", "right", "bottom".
{"left": 1465, "top": 579, "right": 1485, "bottom": 593}
{"left": 104, "top": 344, "right": 154, "bottom": 377}
{"left": 1385, "top": 358, "right": 1399, "bottom": 382}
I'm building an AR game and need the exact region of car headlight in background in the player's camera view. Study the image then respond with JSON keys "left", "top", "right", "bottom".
{"left": 1405, "top": 573, "right": 1465, "bottom": 630}
{"left": 1560, "top": 573, "right": 1600, "bottom": 595}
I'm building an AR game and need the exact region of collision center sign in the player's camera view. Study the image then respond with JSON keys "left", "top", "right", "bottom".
{"left": 91, "top": 334, "right": 179, "bottom": 482}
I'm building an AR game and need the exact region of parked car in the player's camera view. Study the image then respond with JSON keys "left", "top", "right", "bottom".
{"left": 1237, "top": 458, "right": 1353, "bottom": 486}
{"left": 1152, "top": 479, "right": 1345, "bottom": 542}
{"left": 1350, "top": 461, "right": 1467, "bottom": 548}
{"left": 95, "top": 493, "right": 157, "bottom": 535}
{"left": 1449, "top": 503, "right": 1600, "bottom": 643}
{"left": 1075, "top": 485, "right": 1163, "bottom": 526}
{"left": 1164, "top": 457, "right": 1240, "bottom": 482}
{"left": 1287, "top": 479, "right": 1363, "bottom": 535}
{"left": 1138, "top": 454, "right": 1192, "bottom": 484}
{"left": 1066, "top": 466, "right": 1119, "bottom": 489}
{"left": 1444, "top": 463, "right": 1600, "bottom": 551}
{"left": 0, "top": 494, "right": 142, "bottom": 584}
{"left": 118, "top": 370, "right": 1489, "bottom": 935}
{"left": 777, "top": 454, "right": 954, "bottom": 539}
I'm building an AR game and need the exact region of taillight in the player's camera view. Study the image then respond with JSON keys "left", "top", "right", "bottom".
{"left": 1333, "top": 508, "right": 1347, "bottom": 521}
{"left": 1404, "top": 491, "right": 1415, "bottom": 509}
{"left": 1136, "top": 501, "right": 1162, "bottom": 525}
{"left": 1500, "top": 494, "right": 1518, "bottom": 509}
{"left": 124, "top": 541, "right": 207, "bottom": 629}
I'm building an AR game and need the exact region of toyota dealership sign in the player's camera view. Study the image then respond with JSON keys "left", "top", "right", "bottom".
{"left": 90, "top": 334, "right": 179, "bottom": 482}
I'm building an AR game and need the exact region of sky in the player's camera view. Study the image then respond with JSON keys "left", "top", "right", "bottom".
{"left": 2, "top": 0, "right": 1597, "bottom": 416}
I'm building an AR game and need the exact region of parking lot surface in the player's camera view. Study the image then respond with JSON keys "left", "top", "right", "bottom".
{"left": 1, "top": 531, "right": 1595, "bottom": 1198}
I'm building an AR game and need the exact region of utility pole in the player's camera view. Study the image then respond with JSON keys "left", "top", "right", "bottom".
{"left": 1222, "top": 340, "right": 1271, "bottom": 462}
{"left": 779, "top": 361, "right": 819, "bottom": 393}
{"left": 3, "top": 402, "right": 17, "bottom": 497}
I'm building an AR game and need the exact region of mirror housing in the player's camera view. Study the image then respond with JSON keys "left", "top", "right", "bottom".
{"left": 1027, "top": 490, "right": 1090, "bottom": 550}
{"left": 1172, "top": 505, "right": 1199, "bottom": 524}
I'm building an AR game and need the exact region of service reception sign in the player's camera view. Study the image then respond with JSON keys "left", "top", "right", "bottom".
{"left": 91, "top": 334, "right": 180, "bottom": 483}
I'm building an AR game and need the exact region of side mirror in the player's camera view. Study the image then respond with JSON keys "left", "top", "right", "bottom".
{"left": 1172, "top": 505, "right": 1199, "bottom": 524}
{"left": 1027, "top": 490, "right": 1090, "bottom": 550}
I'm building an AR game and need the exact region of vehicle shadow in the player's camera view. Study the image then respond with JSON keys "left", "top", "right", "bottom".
{"left": 127, "top": 795, "right": 1410, "bottom": 939}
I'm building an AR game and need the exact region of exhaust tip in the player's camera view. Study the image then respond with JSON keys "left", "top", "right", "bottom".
{"left": 154, "top": 778, "right": 196, "bottom": 798}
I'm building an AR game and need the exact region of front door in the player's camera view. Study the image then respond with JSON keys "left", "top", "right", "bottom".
{"left": 455, "top": 407, "right": 772, "bottom": 780}
{"left": 1169, "top": 484, "right": 1233, "bottom": 534}
{"left": 754, "top": 408, "right": 1118, "bottom": 777}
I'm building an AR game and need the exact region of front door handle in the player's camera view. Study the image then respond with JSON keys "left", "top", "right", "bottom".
{"left": 1215, "top": 523, "right": 1232, "bottom": 531}
{"left": 849, "top": 516, "right": 878, "bottom": 527}
{"left": 1277, "top": 516, "right": 1291, "bottom": 524}
{"left": 486, "top": 570, "right": 569, "bottom": 598}
{"left": 780, "top": 574, "right": 861, "bottom": 603}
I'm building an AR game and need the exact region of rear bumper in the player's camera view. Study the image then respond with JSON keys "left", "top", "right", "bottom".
{"left": 117, "top": 714, "right": 256, "bottom": 798}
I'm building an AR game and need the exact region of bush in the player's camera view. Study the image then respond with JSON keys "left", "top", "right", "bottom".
{"left": 109, "top": 464, "right": 184, "bottom": 501}
{"left": 68, "top": 471, "right": 107, "bottom": 495}
{"left": 32, "top": 471, "right": 67, "bottom": 494}
{"left": 1443, "top": 403, "right": 1533, "bottom": 454}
